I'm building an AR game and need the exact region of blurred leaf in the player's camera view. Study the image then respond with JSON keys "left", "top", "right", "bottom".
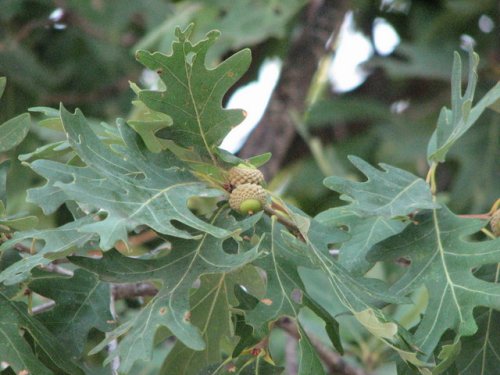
{"left": 307, "top": 97, "right": 390, "bottom": 128}
{"left": 26, "top": 107, "right": 231, "bottom": 250}
{"left": 372, "top": 43, "right": 455, "bottom": 81}
{"left": 136, "top": 25, "right": 251, "bottom": 161}
{"left": 0, "top": 292, "right": 83, "bottom": 375}
{"left": 369, "top": 206, "right": 500, "bottom": 363}
{"left": 0, "top": 113, "right": 31, "bottom": 152}
{"left": 71, "top": 209, "right": 263, "bottom": 372}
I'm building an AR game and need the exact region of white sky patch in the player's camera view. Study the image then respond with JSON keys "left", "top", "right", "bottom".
{"left": 328, "top": 12, "right": 373, "bottom": 93}
{"left": 220, "top": 14, "right": 400, "bottom": 151}
{"left": 478, "top": 14, "right": 494, "bottom": 33}
{"left": 220, "top": 58, "right": 281, "bottom": 153}
{"left": 373, "top": 18, "right": 400, "bottom": 55}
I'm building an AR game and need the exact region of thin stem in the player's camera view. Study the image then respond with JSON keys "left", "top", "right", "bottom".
{"left": 263, "top": 205, "right": 301, "bottom": 236}
{"left": 425, "top": 162, "right": 438, "bottom": 195}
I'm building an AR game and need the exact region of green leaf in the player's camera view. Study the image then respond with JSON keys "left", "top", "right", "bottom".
{"left": 0, "top": 292, "right": 84, "bottom": 375}
{"left": 316, "top": 206, "right": 406, "bottom": 275}
{"left": 324, "top": 156, "right": 438, "bottom": 218}
{"left": 0, "top": 216, "right": 97, "bottom": 285}
{"left": 71, "top": 209, "right": 263, "bottom": 372}
{"left": 161, "top": 267, "right": 265, "bottom": 375}
{"left": 0, "top": 113, "right": 31, "bottom": 153}
{"left": 136, "top": 25, "right": 251, "bottom": 162}
{"left": 281, "top": 205, "right": 430, "bottom": 369}
{"left": 28, "top": 269, "right": 114, "bottom": 358}
{"left": 26, "top": 107, "right": 231, "bottom": 249}
{"left": 427, "top": 49, "right": 500, "bottom": 163}
{"left": 0, "top": 214, "right": 38, "bottom": 231}
{"left": 369, "top": 206, "right": 500, "bottom": 360}
{"left": 127, "top": 82, "right": 173, "bottom": 153}
{"left": 244, "top": 218, "right": 326, "bottom": 374}
{"left": 448, "top": 264, "right": 500, "bottom": 374}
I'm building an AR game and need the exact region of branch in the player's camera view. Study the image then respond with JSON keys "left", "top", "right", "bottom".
{"left": 112, "top": 282, "right": 158, "bottom": 299}
{"left": 31, "top": 283, "right": 159, "bottom": 315}
{"left": 275, "top": 317, "right": 369, "bottom": 375}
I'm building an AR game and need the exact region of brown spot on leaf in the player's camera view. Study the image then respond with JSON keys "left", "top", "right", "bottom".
{"left": 227, "top": 71, "right": 235, "bottom": 78}
{"left": 183, "top": 311, "right": 192, "bottom": 321}
{"left": 159, "top": 307, "right": 167, "bottom": 315}
{"left": 250, "top": 348, "right": 261, "bottom": 356}
{"left": 261, "top": 298, "right": 273, "bottom": 306}
{"left": 156, "top": 69, "right": 163, "bottom": 75}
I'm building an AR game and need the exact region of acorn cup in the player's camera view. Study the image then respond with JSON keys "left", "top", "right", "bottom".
{"left": 228, "top": 164, "right": 265, "bottom": 187}
{"left": 229, "top": 183, "right": 268, "bottom": 215}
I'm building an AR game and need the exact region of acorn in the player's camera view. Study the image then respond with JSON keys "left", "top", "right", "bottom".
{"left": 228, "top": 164, "right": 264, "bottom": 187}
{"left": 491, "top": 209, "right": 500, "bottom": 237}
{"left": 229, "top": 183, "right": 268, "bottom": 214}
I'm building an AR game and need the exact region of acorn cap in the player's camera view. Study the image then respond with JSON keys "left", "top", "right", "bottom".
{"left": 228, "top": 165, "right": 264, "bottom": 187}
{"left": 229, "top": 183, "right": 268, "bottom": 214}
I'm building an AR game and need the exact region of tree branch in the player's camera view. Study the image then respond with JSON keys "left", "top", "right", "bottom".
{"left": 238, "top": 0, "right": 348, "bottom": 180}
{"left": 31, "top": 282, "right": 159, "bottom": 315}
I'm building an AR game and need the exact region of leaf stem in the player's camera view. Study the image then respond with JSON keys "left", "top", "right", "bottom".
{"left": 425, "top": 162, "right": 438, "bottom": 195}
{"left": 263, "top": 205, "right": 301, "bottom": 238}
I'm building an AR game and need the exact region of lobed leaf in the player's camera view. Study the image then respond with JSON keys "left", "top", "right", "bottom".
{"left": 136, "top": 24, "right": 251, "bottom": 162}
{"left": 0, "top": 113, "right": 31, "bottom": 153}
{"left": 71, "top": 208, "right": 263, "bottom": 372}
{"left": 26, "top": 107, "right": 231, "bottom": 250}
{"left": 369, "top": 206, "right": 500, "bottom": 361}
{"left": 427, "top": 48, "right": 500, "bottom": 163}
{"left": 324, "top": 155, "right": 438, "bottom": 218}
{"left": 0, "top": 216, "right": 97, "bottom": 285}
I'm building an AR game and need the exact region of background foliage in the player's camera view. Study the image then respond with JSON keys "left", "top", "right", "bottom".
{"left": 0, "top": 1, "right": 499, "bottom": 374}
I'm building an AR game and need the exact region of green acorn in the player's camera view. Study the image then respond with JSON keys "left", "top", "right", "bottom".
{"left": 229, "top": 183, "right": 267, "bottom": 214}
{"left": 491, "top": 209, "right": 500, "bottom": 237}
{"left": 228, "top": 164, "right": 264, "bottom": 187}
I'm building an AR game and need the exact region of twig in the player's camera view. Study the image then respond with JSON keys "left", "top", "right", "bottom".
{"left": 275, "top": 317, "right": 369, "bottom": 375}
{"left": 108, "top": 285, "right": 120, "bottom": 374}
{"left": 40, "top": 263, "right": 74, "bottom": 276}
{"left": 32, "top": 300, "right": 56, "bottom": 314}
{"left": 285, "top": 333, "right": 298, "bottom": 375}
{"left": 263, "top": 205, "right": 301, "bottom": 235}
{"left": 112, "top": 282, "right": 158, "bottom": 299}
{"left": 31, "top": 283, "right": 158, "bottom": 316}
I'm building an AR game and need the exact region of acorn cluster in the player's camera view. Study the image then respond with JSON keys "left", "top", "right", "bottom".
{"left": 227, "top": 164, "right": 267, "bottom": 214}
